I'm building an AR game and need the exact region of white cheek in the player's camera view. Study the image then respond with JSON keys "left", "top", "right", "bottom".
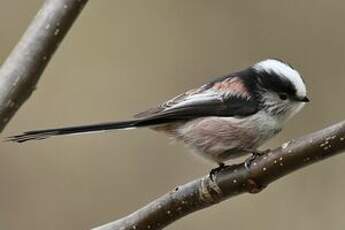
{"left": 286, "top": 102, "right": 305, "bottom": 121}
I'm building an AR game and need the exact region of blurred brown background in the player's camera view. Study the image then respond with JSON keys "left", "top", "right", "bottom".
{"left": 1, "top": 0, "right": 345, "bottom": 229}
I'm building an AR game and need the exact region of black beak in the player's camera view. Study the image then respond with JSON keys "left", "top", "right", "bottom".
{"left": 299, "top": 96, "right": 310, "bottom": 102}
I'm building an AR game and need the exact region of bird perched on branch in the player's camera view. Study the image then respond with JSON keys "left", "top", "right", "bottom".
{"left": 8, "top": 59, "right": 309, "bottom": 170}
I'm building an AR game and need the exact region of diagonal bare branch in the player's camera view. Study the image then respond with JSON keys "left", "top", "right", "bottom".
{"left": 93, "top": 120, "right": 345, "bottom": 230}
{"left": 0, "top": 0, "right": 88, "bottom": 132}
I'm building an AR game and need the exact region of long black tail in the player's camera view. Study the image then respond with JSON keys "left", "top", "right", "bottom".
{"left": 6, "top": 119, "right": 149, "bottom": 143}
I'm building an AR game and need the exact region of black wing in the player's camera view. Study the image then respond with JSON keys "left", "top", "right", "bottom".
{"left": 135, "top": 94, "right": 258, "bottom": 126}
{"left": 135, "top": 74, "right": 258, "bottom": 121}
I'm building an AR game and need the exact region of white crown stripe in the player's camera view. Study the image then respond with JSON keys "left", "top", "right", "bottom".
{"left": 253, "top": 59, "right": 307, "bottom": 98}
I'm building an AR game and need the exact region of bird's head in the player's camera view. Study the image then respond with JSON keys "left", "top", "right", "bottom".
{"left": 251, "top": 58, "right": 309, "bottom": 123}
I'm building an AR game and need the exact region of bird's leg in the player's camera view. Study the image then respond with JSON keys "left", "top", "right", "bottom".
{"left": 244, "top": 149, "right": 271, "bottom": 169}
{"left": 209, "top": 162, "right": 227, "bottom": 181}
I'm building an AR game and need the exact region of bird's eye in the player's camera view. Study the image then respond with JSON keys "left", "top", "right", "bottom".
{"left": 279, "top": 93, "right": 288, "bottom": 100}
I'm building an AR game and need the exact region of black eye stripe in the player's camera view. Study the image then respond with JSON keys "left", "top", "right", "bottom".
{"left": 256, "top": 70, "right": 296, "bottom": 97}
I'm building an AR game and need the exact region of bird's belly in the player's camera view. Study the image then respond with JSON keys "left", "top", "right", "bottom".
{"left": 176, "top": 112, "right": 281, "bottom": 163}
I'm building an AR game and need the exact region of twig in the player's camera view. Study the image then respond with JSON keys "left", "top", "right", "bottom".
{"left": 0, "top": 0, "right": 88, "bottom": 132}
{"left": 93, "top": 120, "right": 345, "bottom": 230}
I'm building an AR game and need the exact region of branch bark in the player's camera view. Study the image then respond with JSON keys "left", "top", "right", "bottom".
{"left": 0, "top": 0, "right": 88, "bottom": 132}
{"left": 93, "top": 120, "right": 345, "bottom": 230}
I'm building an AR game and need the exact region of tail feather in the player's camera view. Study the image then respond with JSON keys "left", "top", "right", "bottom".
{"left": 6, "top": 105, "right": 202, "bottom": 143}
{"left": 6, "top": 120, "right": 142, "bottom": 143}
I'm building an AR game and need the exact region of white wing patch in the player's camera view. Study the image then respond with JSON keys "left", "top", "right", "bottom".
{"left": 165, "top": 89, "right": 222, "bottom": 110}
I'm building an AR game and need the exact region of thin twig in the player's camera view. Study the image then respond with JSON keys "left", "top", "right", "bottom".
{"left": 0, "top": 0, "right": 88, "bottom": 132}
{"left": 93, "top": 120, "right": 345, "bottom": 230}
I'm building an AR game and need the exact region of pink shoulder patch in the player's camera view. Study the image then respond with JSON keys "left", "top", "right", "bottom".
{"left": 212, "top": 77, "right": 250, "bottom": 97}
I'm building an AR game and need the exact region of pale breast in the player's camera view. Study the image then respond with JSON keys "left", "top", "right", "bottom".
{"left": 175, "top": 111, "right": 281, "bottom": 163}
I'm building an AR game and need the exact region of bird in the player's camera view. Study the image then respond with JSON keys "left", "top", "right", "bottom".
{"left": 7, "top": 59, "right": 309, "bottom": 170}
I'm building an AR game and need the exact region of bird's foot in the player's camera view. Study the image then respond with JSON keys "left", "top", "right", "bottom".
{"left": 244, "top": 149, "right": 271, "bottom": 169}
{"left": 209, "top": 163, "right": 228, "bottom": 181}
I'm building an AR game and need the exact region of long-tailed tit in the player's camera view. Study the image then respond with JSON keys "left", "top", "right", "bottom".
{"left": 8, "top": 59, "right": 309, "bottom": 168}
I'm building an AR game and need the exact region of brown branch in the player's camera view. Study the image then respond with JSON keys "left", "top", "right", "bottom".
{"left": 93, "top": 120, "right": 345, "bottom": 230}
{"left": 0, "top": 0, "right": 88, "bottom": 132}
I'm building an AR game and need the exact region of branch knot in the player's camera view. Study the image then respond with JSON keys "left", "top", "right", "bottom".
{"left": 199, "top": 176, "right": 223, "bottom": 204}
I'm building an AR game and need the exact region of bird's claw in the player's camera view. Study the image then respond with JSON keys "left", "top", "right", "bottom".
{"left": 209, "top": 163, "right": 227, "bottom": 181}
{"left": 244, "top": 149, "right": 271, "bottom": 169}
